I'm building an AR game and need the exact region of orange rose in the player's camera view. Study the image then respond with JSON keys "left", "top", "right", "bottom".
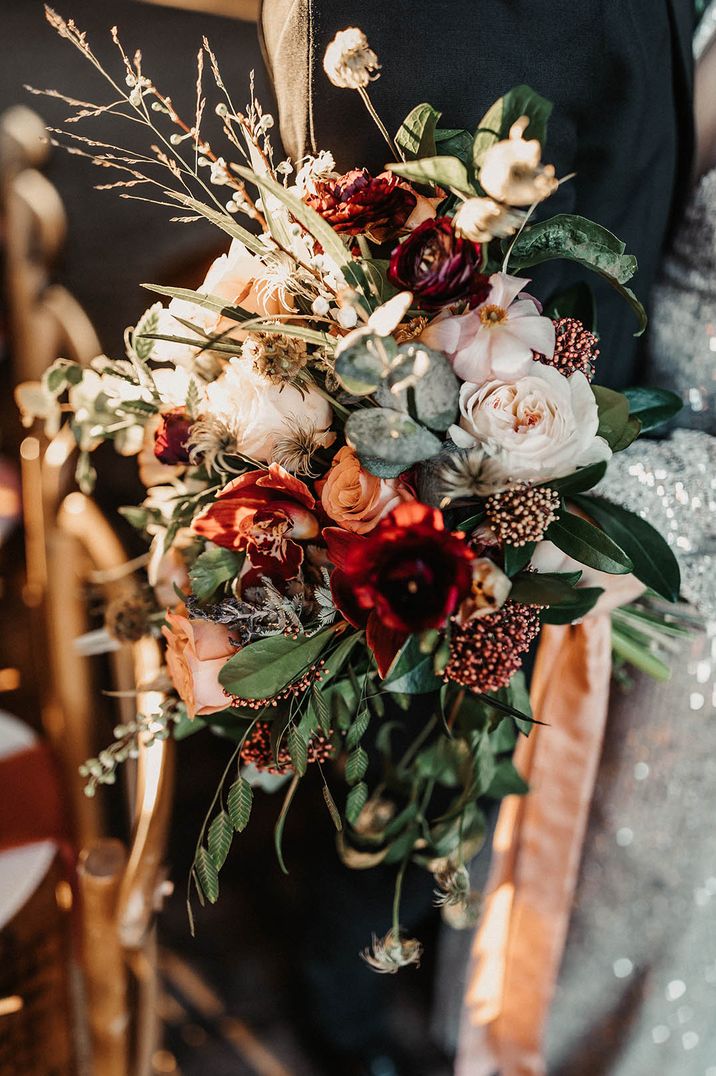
{"left": 318, "top": 446, "right": 413, "bottom": 535}
{"left": 162, "top": 610, "right": 235, "bottom": 719}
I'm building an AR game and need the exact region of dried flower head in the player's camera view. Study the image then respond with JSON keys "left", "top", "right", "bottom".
{"left": 104, "top": 594, "right": 151, "bottom": 643}
{"left": 485, "top": 483, "right": 561, "bottom": 546}
{"left": 353, "top": 796, "right": 396, "bottom": 837}
{"left": 537, "top": 317, "right": 600, "bottom": 381}
{"left": 187, "top": 414, "right": 243, "bottom": 474}
{"left": 241, "top": 332, "right": 308, "bottom": 385}
{"left": 445, "top": 601, "right": 541, "bottom": 694}
{"left": 323, "top": 27, "right": 381, "bottom": 90}
{"left": 441, "top": 892, "right": 482, "bottom": 930}
{"left": 361, "top": 929, "right": 423, "bottom": 974}
{"left": 433, "top": 863, "right": 471, "bottom": 908}
{"left": 394, "top": 315, "right": 429, "bottom": 346}
{"left": 272, "top": 417, "right": 331, "bottom": 478}
{"left": 455, "top": 558, "right": 512, "bottom": 623}
{"left": 435, "top": 447, "right": 509, "bottom": 506}
{"left": 479, "top": 117, "right": 558, "bottom": 207}
{"left": 453, "top": 197, "right": 526, "bottom": 243}
{"left": 295, "top": 150, "right": 337, "bottom": 197}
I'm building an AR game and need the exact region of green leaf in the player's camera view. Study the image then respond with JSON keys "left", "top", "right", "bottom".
{"left": 396, "top": 102, "right": 441, "bottom": 160}
{"left": 346, "top": 707, "right": 371, "bottom": 750}
{"left": 435, "top": 128, "right": 473, "bottom": 164}
{"left": 219, "top": 625, "right": 339, "bottom": 700}
{"left": 236, "top": 166, "right": 372, "bottom": 302}
{"left": 207, "top": 811, "right": 233, "bottom": 870}
{"left": 473, "top": 85, "right": 553, "bottom": 170}
{"left": 287, "top": 726, "right": 308, "bottom": 777}
{"left": 611, "top": 624, "right": 671, "bottom": 682}
{"left": 623, "top": 386, "right": 683, "bottom": 433}
{"left": 540, "top": 587, "right": 603, "bottom": 624}
{"left": 322, "top": 784, "right": 343, "bottom": 831}
{"left": 189, "top": 547, "right": 242, "bottom": 602}
{"left": 346, "top": 746, "right": 369, "bottom": 785}
{"left": 544, "top": 282, "right": 597, "bottom": 332}
{"left": 545, "top": 511, "right": 633, "bottom": 575}
{"left": 335, "top": 333, "right": 393, "bottom": 395}
{"left": 164, "top": 190, "right": 265, "bottom": 254}
{"left": 573, "top": 495, "right": 681, "bottom": 601}
{"left": 547, "top": 460, "right": 608, "bottom": 496}
{"left": 311, "top": 684, "right": 331, "bottom": 733}
{"left": 510, "top": 572, "right": 586, "bottom": 607}
{"left": 140, "top": 282, "right": 254, "bottom": 323}
{"left": 486, "top": 759, "right": 529, "bottom": 798}
{"left": 387, "top": 156, "right": 474, "bottom": 196}
{"left": 345, "top": 408, "right": 442, "bottom": 475}
{"left": 195, "top": 846, "right": 219, "bottom": 903}
{"left": 505, "top": 672, "right": 533, "bottom": 735}
{"left": 506, "top": 215, "right": 647, "bottom": 334}
{"left": 592, "top": 385, "right": 640, "bottom": 451}
{"left": 346, "top": 781, "right": 368, "bottom": 826}
{"left": 504, "top": 542, "right": 535, "bottom": 577}
{"left": 382, "top": 635, "right": 443, "bottom": 694}
{"left": 227, "top": 775, "right": 253, "bottom": 832}
{"left": 375, "top": 344, "right": 459, "bottom": 432}
{"left": 274, "top": 774, "right": 300, "bottom": 875}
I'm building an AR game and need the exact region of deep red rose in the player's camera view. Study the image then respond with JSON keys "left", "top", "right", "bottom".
{"left": 154, "top": 409, "right": 192, "bottom": 465}
{"left": 193, "top": 464, "right": 318, "bottom": 581}
{"left": 387, "top": 217, "right": 489, "bottom": 309}
{"left": 306, "top": 168, "right": 417, "bottom": 243}
{"left": 324, "top": 502, "right": 474, "bottom": 676}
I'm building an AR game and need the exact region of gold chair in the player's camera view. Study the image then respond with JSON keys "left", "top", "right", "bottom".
{"left": 2, "top": 106, "right": 175, "bottom": 1075}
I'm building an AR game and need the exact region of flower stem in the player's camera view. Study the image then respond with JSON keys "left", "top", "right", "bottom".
{"left": 392, "top": 856, "right": 409, "bottom": 935}
{"left": 358, "top": 87, "right": 404, "bottom": 162}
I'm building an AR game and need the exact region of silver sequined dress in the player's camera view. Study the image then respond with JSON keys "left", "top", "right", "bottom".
{"left": 543, "top": 21, "right": 716, "bottom": 1075}
{"left": 435, "top": 15, "right": 716, "bottom": 1073}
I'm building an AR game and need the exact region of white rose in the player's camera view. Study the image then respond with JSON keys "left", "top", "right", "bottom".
{"left": 450, "top": 361, "right": 611, "bottom": 482}
{"left": 204, "top": 358, "right": 334, "bottom": 463}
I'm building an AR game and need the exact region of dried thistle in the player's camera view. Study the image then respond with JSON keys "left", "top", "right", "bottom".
{"left": 361, "top": 929, "right": 422, "bottom": 974}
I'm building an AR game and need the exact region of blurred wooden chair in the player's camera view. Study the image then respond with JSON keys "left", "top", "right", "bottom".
{"left": 1, "top": 107, "right": 175, "bottom": 1075}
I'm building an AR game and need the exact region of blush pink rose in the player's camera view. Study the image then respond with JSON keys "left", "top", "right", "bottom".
{"left": 162, "top": 610, "right": 235, "bottom": 719}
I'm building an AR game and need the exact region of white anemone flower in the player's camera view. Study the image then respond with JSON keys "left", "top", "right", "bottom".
{"left": 479, "top": 117, "right": 558, "bottom": 207}
{"left": 421, "top": 273, "right": 555, "bottom": 383}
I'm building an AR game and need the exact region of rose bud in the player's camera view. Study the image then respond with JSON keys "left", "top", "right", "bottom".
{"left": 154, "top": 408, "right": 192, "bottom": 465}
{"left": 306, "top": 168, "right": 417, "bottom": 243}
{"left": 387, "top": 217, "right": 489, "bottom": 309}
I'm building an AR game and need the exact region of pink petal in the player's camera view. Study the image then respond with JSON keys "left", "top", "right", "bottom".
{"left": 420, "top": 315, "right": 462, "bottom": 356}
{"left": 485, "top": 272, "right": 531, "bottom": 310}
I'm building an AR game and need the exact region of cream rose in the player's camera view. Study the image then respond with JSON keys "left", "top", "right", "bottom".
{"left": 450, "top": 361, "right": 611, "bottom": 482}
{"left": 162, "top": 610, "right": 235, "bottom": 719}
{"left": 318, "top": 446, "right": 412, "bottom": 534}
{"left": 149, "top": 238, "right": 294, "bottom": 366}
{"left": 203, "top": 358, "right": 334, "bottom": 463}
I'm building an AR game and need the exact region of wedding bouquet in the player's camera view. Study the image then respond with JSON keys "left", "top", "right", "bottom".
{"left": 18, "top": 12, "right": 683, "bottom": 968}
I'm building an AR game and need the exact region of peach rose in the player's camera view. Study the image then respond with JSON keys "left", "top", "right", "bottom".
{"left": 162, "top": 610, "right": 235, "bottom": 719}
{"left": 318, "top": 446, "right": 413, "bottom": 534}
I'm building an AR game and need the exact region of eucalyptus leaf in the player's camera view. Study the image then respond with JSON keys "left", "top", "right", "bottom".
{"left": 345, "top": 408, "right": 442, "bottom": 474}
{"left": 375, "top": 344, "right": 460, "bottom": 431}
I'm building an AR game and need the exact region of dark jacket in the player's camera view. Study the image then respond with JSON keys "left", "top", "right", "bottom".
{"left": 260, "top": 0, "right": 695, "bottom": 388}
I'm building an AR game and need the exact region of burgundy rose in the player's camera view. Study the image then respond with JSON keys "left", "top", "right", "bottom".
{"left": 154, "top": 409, "right": 192, "bottom": 465}
{"left": 306, "top": 168, "right": 417, "bottom": 243}
{"left": 324, "top": 502, "right": 474, "bottom": 675}
{"left": 387, "top": 217, "right": 489, "bottom": 309}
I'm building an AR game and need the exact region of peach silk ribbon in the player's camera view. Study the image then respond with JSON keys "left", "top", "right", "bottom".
{"left": 456, "top": 614, "right": 613, "bottom": 1076}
